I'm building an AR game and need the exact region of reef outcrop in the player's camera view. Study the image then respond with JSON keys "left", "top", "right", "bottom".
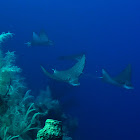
{"left": 37, "top": 119, "right": 62, "bottom": 140}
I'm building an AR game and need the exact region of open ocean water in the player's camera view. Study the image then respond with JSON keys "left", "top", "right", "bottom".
{"left": 0, "top": 0, "right": 140, "bottom": 140}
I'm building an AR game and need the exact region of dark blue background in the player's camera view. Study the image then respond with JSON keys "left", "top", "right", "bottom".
{"left": 0, "top": 0, "right": 140, "bottom": 139}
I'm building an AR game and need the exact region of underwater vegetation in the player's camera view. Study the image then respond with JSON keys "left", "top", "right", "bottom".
{"left": 0, "top": 32, "right": 13, "bottom": 44}
{"left": 0, "top": 32, "right": 74, "bottom": 140}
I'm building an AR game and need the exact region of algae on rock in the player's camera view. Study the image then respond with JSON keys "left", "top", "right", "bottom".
{"left": 37, "top": 119, "right": 62, "bottom": 140}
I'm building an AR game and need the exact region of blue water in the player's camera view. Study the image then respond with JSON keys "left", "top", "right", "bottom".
{"left": 0, "top": 0, "right": 140, "bottom": 139}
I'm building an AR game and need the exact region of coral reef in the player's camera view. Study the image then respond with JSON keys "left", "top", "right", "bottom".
{"left": 0, "top": 32, "right": 13, "bottom": 44}
{"left": 0, "top": 32, "right": 41, "bottom": 140}
{"left": 0, "top": 32, "right": 73, "bottom": 140}
{"left": 37, "top": 119, "right": 62, "bottom": 140}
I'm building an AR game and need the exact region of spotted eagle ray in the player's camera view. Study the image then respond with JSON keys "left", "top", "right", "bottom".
{"left": 26, "top": 30, "right": 53, "bottom": 46}
{"left": 41, "top": 54, "right": 86, "bottom": 86}
{"left": 101, "top": 64, "right": 133, "bottom": 89}
{"left": 58, "top": 52, "right": 85, "bottom": 61}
